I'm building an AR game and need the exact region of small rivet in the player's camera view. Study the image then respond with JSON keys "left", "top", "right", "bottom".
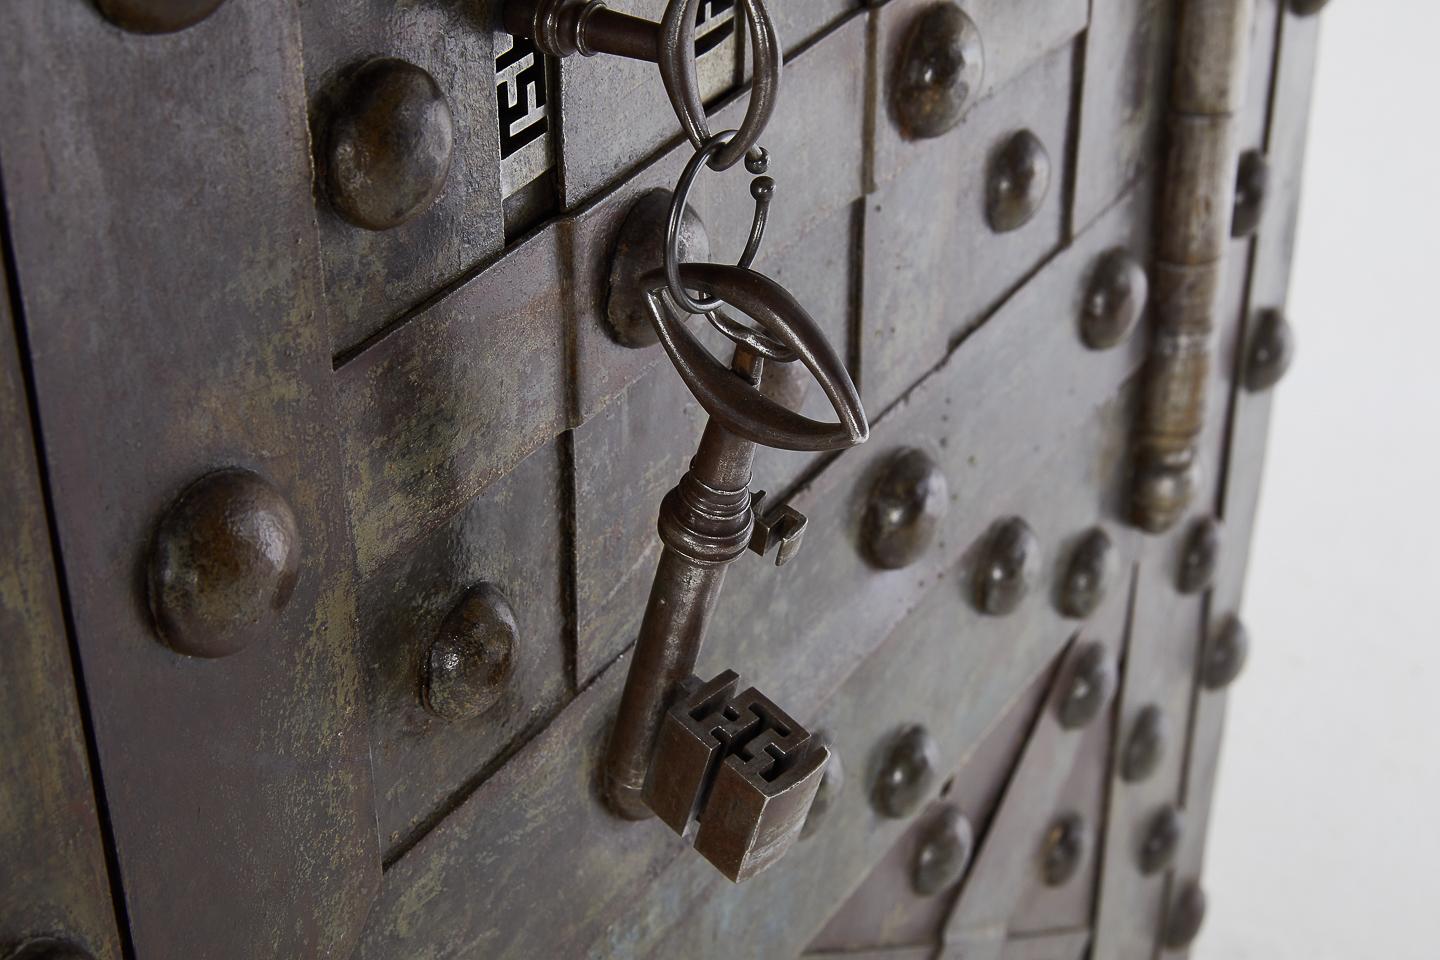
{"left": 606, "top": 189, "right": 710, "bottom": 348}
{"left": 1056, "top": 641, "right": 1117, "bottom": 730}
{"left": 422, "top": 582, "right": 519, "bottom": 722}
{"left": 94, "top": 0, "right": 226, "bottom": 33}
{"left": 1120, "top": 704, "right": 1167, "bottom": 783}
{"left": 986, "top": 130, "right": 1051, "bottom": 233}
{"left": 4, "top": 939, "right": 95, "bottom": 960}
{"left": 1139, "top": 805, "right": 1184, "bottom": 875}
{"left": 861, "top": 448, "right": 949, "bottom": 570}
{"left": 1289, "top": 0, "right": 1330, "bottom": 15}
{"left": 1040, "top": 812, "right": 1090, "bottom": 887}
{"left": 148, "top": 467, "right": 301, "bottom": 659}
{"left": 322, "top": 58, "right": 454, "bottom": 231}
{"left": 1081, "top": 249, "right": 1149, "bottom": 349}
{"left": 912, "top": 805, "right": 975, "bottom": 895}
{"left": 974, "top": 516, "right": 1040, "bottom": 616}
{"left": 892, "top": 3, "right": 985, "bottom": 140}
{"left": 1177, "top": 516, "right": 1222, "bottom": 594}
{"left": 1059, "top": 527, "right": 1115, "bottom": 619}
{"left": 1163, "top": 881, "right": 1208, "bottom": 949}
{"left": 801, "top": 731, "right": 844, "bottom": 839}
{"left": 1231, "top": 150, "right": 1270, "bottom": 238}
{"left": 1244, "top": 309, "right": 1295, "bottom": 392}
{"left": 873, "top": 724, "right": 939, "bottom": 819}
{"left": 1202, "top": 616, "right": 1250, "bottom": 691}
{"left": 1132, "top": 452, "right": 1201, "bottom": 535}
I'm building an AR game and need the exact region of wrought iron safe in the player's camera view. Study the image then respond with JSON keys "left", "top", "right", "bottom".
{"left": 0, "top": 0, "right": 1319, "bottom": 956}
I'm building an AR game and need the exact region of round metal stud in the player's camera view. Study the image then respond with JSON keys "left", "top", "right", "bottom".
{"left": 1080, "top": 248, "right": 1149, "bottom": 349}
{"left": 1120, "top": 704, "right": 1167, "bottom": 783}
{"left": 1231, "top": 150, "right": 1270, "bottom": 238}
{"left": 323, "top": 58, "right": 454, "bottom": 231}
{"left": 974, "top": 516, "right": 1040, "bottom": 616}
{"left": 912, "top": 805, "right": 975, "bottom": 895}
{"left": 1132, "top": 452, "right": 1201, "bottom": 536}
{"left": 1290, "top": 0, "right": 1330, "bottom": 15}
{"left": 892, "top": 3, "right": 985, "bottom": 141}
{"left": 1040, "top": 812, "right": 1090, "bottom": 887}
{"left": 1177, "top": 516, "right": 1221, "bottom": 595}
{"left": 862, "top": 448, "right": 950, "bottom": 570}
{"left": 4, "top": 939, "right": 95, "bottom": 960}
{"left": 1163, "top": 881, "right": 1208, "bottom": 949}
{"left": 1059, "top": 527, "right": 1114, "bottom": 619}
{"left": 422, "top": 582, "right": 519, "bottom": 722}
{"left": 1202, "top": 616, "right": 1250, "bottom": 691}
{"left": 1056, "top": 641, "right": 1117, "bottom": 730}
{"left": 607, "top": 189, "right": 711, "bottom": 348}
{"left": 801, "top": 731, "right": 844, "bottom": 839}
{"left": 986, "top": 130, "right": 1051, "bottom": 233}
{"left": 873, "top": 724, "right": 939, "bottom": 819}
{"left": 147, "top": 467, "right": 300, "bottom": 659}
{"left": 1139, "top": 805, "right": 1183, "bottom": 875}
{"left": 1244, "top": 308, "right": 1295, "bottom": 392}
{"left": 94, "top": 0, "right": 227, "bottom": 33}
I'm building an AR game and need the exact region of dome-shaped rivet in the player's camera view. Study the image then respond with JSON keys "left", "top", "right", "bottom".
{"left": 1231, "top": 150, "right": 1270, "bottom": 238}
{"left": 422, "top": 582, "right": 519, "bottom": 722}
{"left": 1163, "top": 881, "right": 1208, "bottom": 949}
{"left": 1059, "top": 527, "right": 1114, "bottom": 619}
{"left": 974, "top": 516, "right": 1040, "bottom": 616}
{"left": 147, "top": 467, "right": 301, "bottom": 659}
{"left": 912, "top": 805, "right": 974, "bottom": 895}
{"left": 1139, "top": 804, "right": 1184, "bottom": 875}
{"left": 94, "top": 0, "right": 226, "bottom": 33}
{"left": 1120, "top": 704, "right": 1167, "bottom": 783}
{"left": 873, "top": 724, "right": 939, "bottom": 819}
{"left": 1081, "top": 249, "right": 1149, "bottom": 349}
{"left": 4, "top": 938, "right": 96, "bottom": 960}
{"left": 322, "top": 58, "right": 454, "bottom": 231}
{"left": 892, "top": 3, "right": 985, "bottom": 140}
{"left": 1056, "top": 641, "right": 1117, "bottom": 730}
{"left": 606, "top": 189, "right": 710, "bottom": 348}
{"left": 1177, "top": 516, "right": 1221, "bottom": 594}
{"left": 1202, "top": 616, "right": 1250, "bottom": 691}
{"left": 1244, "top": 309, "right": 1295, "bottom": 392}
{"left": 1041, "top": 812, "right": 1090, "bottom": 887}
{"left": 986, "top": 130, "right": 1050, "bottom": 233}
{"left": 862, "top": 448, "right": 949, "bottom": 570}
{"left": 801, "top": 730, "right": 844, "bottom": 839}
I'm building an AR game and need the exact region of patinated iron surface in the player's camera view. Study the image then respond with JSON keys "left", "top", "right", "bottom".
{"left": 0, "top": 0, "right": 1320, "bottom": 955}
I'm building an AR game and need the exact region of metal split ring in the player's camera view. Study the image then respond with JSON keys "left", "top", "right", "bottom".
{"left": 658, "top": 0, "right": 782, "bottom": 171}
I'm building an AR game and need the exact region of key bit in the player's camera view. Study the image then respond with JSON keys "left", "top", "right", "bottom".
{"left": 749, "top": 491, "right": 808, "bottom": 567}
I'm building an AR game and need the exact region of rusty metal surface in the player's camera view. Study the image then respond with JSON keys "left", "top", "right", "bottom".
{"left": 0, "top": 2, "right": 379, "bottom": 956}
{"left": 0, "top": 254, "right": 119, "bottom": 960}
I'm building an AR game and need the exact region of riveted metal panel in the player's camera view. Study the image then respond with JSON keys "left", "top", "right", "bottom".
{"left": 0, "top": 2, "right": 381, "bottom": 957}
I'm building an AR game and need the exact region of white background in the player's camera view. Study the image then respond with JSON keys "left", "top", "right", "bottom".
{"left": 1195, "top": 2, "right": 1440, "bottom": 957}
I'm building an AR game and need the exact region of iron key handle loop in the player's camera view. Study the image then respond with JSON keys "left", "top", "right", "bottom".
{"left": 644, "top": 262, "right": 869, "bottom": 452}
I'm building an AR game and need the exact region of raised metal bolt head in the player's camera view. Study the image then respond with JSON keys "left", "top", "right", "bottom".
{"left": 1202, "top": 616, "right": 1250, "bottom": 690}
{"left": 1177, "top": 516, "right": 1222, "bottom": 594}
{"left": 1041, "top": 812, "right": 1090, "bottom": 887}
{"left": 607, "top": 189, "right": 710, "bottom": 348}
{"left": 322, "top": 58, "right": 454, "bottom": 231}
{"left": 1081, "top": 249, "right": 1149, "bottom": 349}
{"left": 1139, "top": 805, "right": 1184, "bottom": 875}
{"left": 1132, "top": 451, "right": 1201, "bottom": 534}
{"left": 892, "top": 3, "right": 985, "bottom": 140}
{"left": 422, "top": 583, "right": 519, "bottom": 721}
{"left": 801, "top": 732, "right": 845, "bottom": 839}
{"left": 1059, "top": 527, "right": 1114, "bottom": 619}
{"left": 912, "top": 805, "right": 974, "bottom": 895}
{"left": 1120, "top": 704, "right": 1167, "bottom": 783}
{"left": 873, "top": 724, "right": 939, "bottom": 819}
{"left": 1232, "top": 150, "right": 1270, "bottom": 238}
{"left": 1056, "top": 641, "right": 1117, "bottom": 730}
{"left": 974, "top": 516, "right": 1040, "bottom": 616}
{"left": 148, "top": 467, "right": 301, "bottom": 659}
{"left": 862, "top": 448, "right": 949, "bottom": 570}
{"left": 1245, "top": 309, "right": 1295, "bottom": 392}
{"left": 986, "top": 130, "right": 1051, "bottom": 233}
{"left": 1164, "top": 881, "right": 1208, "bottom": 948}
{"left": 94, "top": 0, "right": 227, "bottom": 33}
